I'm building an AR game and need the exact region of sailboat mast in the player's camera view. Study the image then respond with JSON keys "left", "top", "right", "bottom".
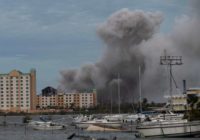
{"left": 139, "top": 65, "right": 142, "bottom": 113}
{"left": 118, "top": 73, "right": 121, "bottom": 114}
{"left": 110, "top": 86, "right": 113, "bottom": 114}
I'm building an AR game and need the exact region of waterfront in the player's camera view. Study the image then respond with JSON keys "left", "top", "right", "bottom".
{"left": 0, "top": 115, "right": 198, "bottom": 140}
{"left": 0, "top": 115, "right": 134, "bottom": 140}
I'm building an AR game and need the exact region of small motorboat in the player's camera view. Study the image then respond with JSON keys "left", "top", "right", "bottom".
{"left": 28, "top": 121, "right": 65, "bottom": 130}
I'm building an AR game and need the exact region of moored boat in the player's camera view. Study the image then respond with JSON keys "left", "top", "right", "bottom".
{"left": 123, "top": 114, "right": 146, "bottom": 123}
{"left": 72, "top": 114, "right": 93, "bottom": 126}
{"left": 28, "top": 120, "right": 65, "bottom": 130}
{"left": 136, "top": 119, "right": 200, "bottom": 137}
{"left": 32, "top": 123, "right": 65, "bottom": 130}
{"left": 75, "top": 118, "right": 122, "bottom": 129}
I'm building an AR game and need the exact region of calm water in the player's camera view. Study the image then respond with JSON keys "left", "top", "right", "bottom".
{"left": 0, "top": 115, "right": 198, "bottom": 140}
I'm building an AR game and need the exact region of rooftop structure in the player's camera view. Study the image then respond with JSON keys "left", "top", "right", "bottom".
{"left": 42, "top": 86, "right": 57, "bottom": 96}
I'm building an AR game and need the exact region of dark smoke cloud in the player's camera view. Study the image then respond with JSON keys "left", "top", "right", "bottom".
{"left": 60, "top": 9, "right": 163, "bottom": 102}
{"left": 60, "top": 0, "right": 200, "bottom": 102}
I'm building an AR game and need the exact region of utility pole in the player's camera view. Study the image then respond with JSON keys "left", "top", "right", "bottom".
{"left": 160, "top": 53, "right": 183, "bottom": 110}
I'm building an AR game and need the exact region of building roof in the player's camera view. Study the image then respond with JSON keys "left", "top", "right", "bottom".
{"left": 188, "top": 87, "right": 200, "bottom": 90}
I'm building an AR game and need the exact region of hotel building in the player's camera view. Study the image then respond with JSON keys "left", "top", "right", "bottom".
{"left": 0, "top": 69, "right": 36, "bottom": 112}
{"left": 37, "top": 90, "right": 97, "bottom": 109}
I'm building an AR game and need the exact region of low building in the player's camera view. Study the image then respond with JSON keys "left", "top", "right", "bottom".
{"left": 37, "top": 90, "right": 97, "bottom": 109}
{"left": 166, "top": 88, "right": 200, "bottom": 112}
{"left": 165, "top": 94, "right": 187, "bottom": 112}
{"left": 37, "top": 94, "right": 58, "bottom": 108}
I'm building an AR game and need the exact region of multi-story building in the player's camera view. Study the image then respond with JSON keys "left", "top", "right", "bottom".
{"left": 37, "top": 94, "right": 58, "bottom": 108}
{"left": 37, "top": 90, "right": 97, "bottom": 109}
{"left": 0, "top": 69, "right": 36, "bottom": 112}
{"left": 165, "top": 94, "right": 187, "bottom": 112}
{"left": 166, "top": 88, "right": 200, "bottom": 112}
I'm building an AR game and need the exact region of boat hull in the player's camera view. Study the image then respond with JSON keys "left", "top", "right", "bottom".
{"left": 75, "top": 122, "right": 122, "bottom": 129}
{"left": 32, "top": 125, "right": 65, "bottom": 130}
{"left": 136, "top": 121, "right": 200, "bottom": 137}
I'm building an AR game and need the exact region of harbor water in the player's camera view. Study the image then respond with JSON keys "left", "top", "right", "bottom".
{"left": 0, "top": 115, "right": 197, "bottom": 140}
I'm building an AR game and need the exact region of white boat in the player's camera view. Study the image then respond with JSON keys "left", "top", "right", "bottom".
{"left": 32, "top": 123, "right": 65, "bottom": 130}
{"left": 75, "top": 118, "right": 122, "bottom": 129}
{"left": 72, "top": 114, "right": 93, "bottom": 125}
{"left": 123, "top": 114, "right": 146, "bottom": 123}
{"left": 28, "top": 120, "right": 50, "bottom": 127}
{"left": 104, "top": 114, "right": 125, "bottom": 122}
{"left": 136, "top": 119, "right": 200, "bottom": 137}
{"left": 28, "top": 121, "right": 65, "bottom": 130}
{"left": 151, "top": 111, "right": 184, "bottom": 121}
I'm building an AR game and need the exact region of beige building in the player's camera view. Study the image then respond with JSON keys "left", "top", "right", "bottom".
{"left": 0, "top": 69, "right": 36, "bottom": 112}
{"left": 166, "top": 88, "right": 200, "bottom": 112}
{"left": 169, "top": 94, "right": 187, "bottom": 111}
{"left": 37, "top": 91, "right": 97, "bottom": 109}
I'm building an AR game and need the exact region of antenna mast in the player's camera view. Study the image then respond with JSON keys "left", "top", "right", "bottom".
{"left": 118, "top": 73, "right": 121, "bottom": 114}
{"left": 139, "top": 65, "right": 142, "bottom": 113}
{"left": 160, "top": 51, "right": 183, "bottom": 110}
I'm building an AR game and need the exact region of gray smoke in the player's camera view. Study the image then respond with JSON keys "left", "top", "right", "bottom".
{"left": 140, "top": 0, "right": 200, "bottom": 101}
{"left": 60, "top": 0, "right": 200, "bottom": 102}
{"left": 60, "top": 9, "right": 163, "bottom": 102}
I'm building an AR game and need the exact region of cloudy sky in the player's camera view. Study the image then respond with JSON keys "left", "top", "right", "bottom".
{"left": 0, "top": 0, "right": 189, "bottom": 93}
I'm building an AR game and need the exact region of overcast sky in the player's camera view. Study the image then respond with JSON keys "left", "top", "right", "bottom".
{"left": 0, "top": 0, "right": 189, "bottom": 93}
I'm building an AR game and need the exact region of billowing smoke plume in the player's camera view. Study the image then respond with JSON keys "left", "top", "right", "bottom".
{"left": 60, "top": 0, "right": 200, "bottom": 102}
{"left": 60, "top": 9, "right": 163, "bottom": 102}
{"left": 140, "top": 0, "right": 200, "bottom": 101}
